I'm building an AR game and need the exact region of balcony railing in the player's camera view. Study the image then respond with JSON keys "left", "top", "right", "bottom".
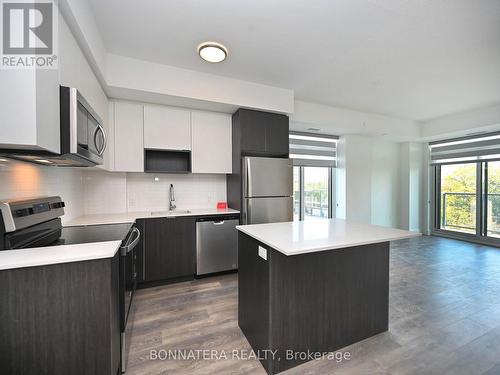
{"left": 442, "top": 192, "right": 500, "bottom": 235}
{"left": 304, "top": 188, "right": 328, "bottom": 218}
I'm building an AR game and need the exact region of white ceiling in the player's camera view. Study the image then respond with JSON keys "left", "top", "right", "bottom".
{"left": 87, "top": 0, "right": 500, "bottom": 121}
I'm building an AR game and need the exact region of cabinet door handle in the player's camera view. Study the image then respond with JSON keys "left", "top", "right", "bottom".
{"left": 213, "top": 221, "right": 225, "bottom": 225}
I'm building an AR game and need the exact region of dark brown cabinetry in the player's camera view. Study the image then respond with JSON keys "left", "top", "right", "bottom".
{"left": 238, "top": 232, "right": 390, "bottom": 374}
{"left": 236, "top": 109, "right": 289, "bottom": 156}
{"left": 227, "top": 108, "right": 290, "bottom": 213}
{"left": 139, "top": 216, "right": 195, "bottom": 283}
{"left": 0, "top": 254, "right": 120, "bottom": 375}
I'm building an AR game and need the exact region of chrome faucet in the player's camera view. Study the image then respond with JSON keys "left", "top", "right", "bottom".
{"left": 169, "top": 184, "right": 176, "bottom": 211}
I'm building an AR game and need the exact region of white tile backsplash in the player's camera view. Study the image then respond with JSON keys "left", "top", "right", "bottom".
{"left": 0, "top": 159, "right": 228, "bottom": 220}
{"left": 82, "top": 170, "right": 127, "bottom": 214}
{"left": 124, "top": 173, "right": 227, "bottom": 212}
{"left": 0, "top": 160, "right": 85, "bottom": 223}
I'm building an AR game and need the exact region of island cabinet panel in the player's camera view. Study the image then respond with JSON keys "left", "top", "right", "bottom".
{"left": 238, "top": 232, "right": 390, "bottom": 375}
{"left": 237, "top": 233, "right": 272, "bottom": 368}
{"left": 0, "top": 255, "right": 120, "bottom": 375}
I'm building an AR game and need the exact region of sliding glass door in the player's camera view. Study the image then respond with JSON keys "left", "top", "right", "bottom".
{"left": 304, "top": 167, "right": 330, "bottom": 220}
{"left": 486, "top": 161, "right": 500, "bottom": 238}
{"left": 293, "top": 166, "right": 301, "bottom": 221}
{"left": 439, "top": 163, "right": 477, "bottom": 234}
{"left": 293, "top": 166, "right": 334, "bottom": 221}
{"left": 289, "top": 131, "right": 337, "bottom": 222}
{"left": 431, "top": 132, "right": 500, "bottom": 244}
{"left": 434, "top": 161, "right": 500, "bottom": 243}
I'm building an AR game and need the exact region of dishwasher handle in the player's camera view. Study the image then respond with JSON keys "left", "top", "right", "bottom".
{"left": 196, "top": 215, "right": 240, "bottom": 222}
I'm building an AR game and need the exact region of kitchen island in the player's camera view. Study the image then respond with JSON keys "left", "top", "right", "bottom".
{"left": 237, "top": 219, "right": 419, "bottom": 374}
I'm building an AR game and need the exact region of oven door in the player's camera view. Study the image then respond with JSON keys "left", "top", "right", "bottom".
{"left": 120, "top": 226, "right": 141, "bottom": 373}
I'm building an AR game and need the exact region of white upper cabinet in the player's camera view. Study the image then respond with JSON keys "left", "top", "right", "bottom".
{"left": 113, "top": 101, "right": 144, "bottom": 172}
{"left": 143, "top": 105, "right": 191, "bottom": 150}
{"left": 191, "top": 111, "right": 232, "bottom": 174}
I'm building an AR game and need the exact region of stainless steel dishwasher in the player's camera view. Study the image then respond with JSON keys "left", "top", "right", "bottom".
{"left": 196, "top": 215, "right": 239, "bottom": 275}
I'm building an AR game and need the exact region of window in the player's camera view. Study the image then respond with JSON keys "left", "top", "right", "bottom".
{"left": 290, "top": 132, "right": 337, "bottom": 221}
{"left": 439, "top": 163, "right": 477, "bottom": 234}
{"left": 304, "top": 167, "right": 330, "bottom": 220}
{"left": 487, "top": 161, "right": 500, "bottom": 238}
{"left": 431, "top": 132, "right": 500, "bottom": 244}
{"left": 293, "top": 166, "right": 301, "bottom": 221}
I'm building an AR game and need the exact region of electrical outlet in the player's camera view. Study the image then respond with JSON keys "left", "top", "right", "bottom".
{"left": 258, "top": 246, "right": 267, "bottom": 260}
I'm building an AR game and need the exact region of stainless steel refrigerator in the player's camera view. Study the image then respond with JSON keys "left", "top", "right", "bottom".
{"left": 242, "top": 156, "right": 293, "bottom": 224}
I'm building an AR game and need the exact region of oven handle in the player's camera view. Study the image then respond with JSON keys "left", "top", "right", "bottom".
{"left": 120, "top": 227, "right": 141, "bottom": 256}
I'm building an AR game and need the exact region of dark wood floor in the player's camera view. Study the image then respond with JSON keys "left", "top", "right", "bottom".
{"left": 126, "top": 236, "right": 500, "bottom": 375}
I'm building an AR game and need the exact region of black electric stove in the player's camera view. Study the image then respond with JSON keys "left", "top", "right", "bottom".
{"left": 56, "top": 223, "right": 133, "bottom": 246}
{"left": 0, "top": 217, "right": 132, "bottom": 250}
{"left": 0, "top": 196, "right": 140, "bottom": 374}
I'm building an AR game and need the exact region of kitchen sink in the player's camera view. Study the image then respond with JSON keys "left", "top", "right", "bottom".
{"left": 150, "top": 210, "right": 192, "bottom": 216}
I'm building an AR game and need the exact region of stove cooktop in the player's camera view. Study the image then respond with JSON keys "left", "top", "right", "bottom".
{"left": 55, "top": 223, "right": 133, "bottom": 246}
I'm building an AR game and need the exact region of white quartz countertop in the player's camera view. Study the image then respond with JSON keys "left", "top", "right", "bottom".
{"left": 65, "top": 208, "right": 240, "bottom": 226}
{"left": 236, "top": 219, "right": 420, "bottom": 256}
{"left": 0, "top": 208, "right": 239, "bottom": 271}
{"left": 0, "top": 240, "right": 122, "bottom": 270}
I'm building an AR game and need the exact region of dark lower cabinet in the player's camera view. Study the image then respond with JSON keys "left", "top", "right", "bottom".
{"left": 141, "top": 216, "right": 196, "bottom": 283}
{"left": 135, "top": 219, "right": 145, "bottom": 282}
{"left": 0, "top": 254, "right": 120, "bottom": 375}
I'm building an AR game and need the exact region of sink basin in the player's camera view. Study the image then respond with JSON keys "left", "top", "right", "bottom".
{"left": 169, "top": 210, "right": 192, "bottom": 215}
{"left": 150, "top": 210, "right": 192, "bottom": 216}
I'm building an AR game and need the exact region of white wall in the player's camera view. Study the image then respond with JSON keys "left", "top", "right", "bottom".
{"left": 58, "top": 12, "right": 109, "bottom": 143}
{"left": 342, "top": 135, "right": 373, "bottom": 223}
{"left": 336, "top": 135, "right": 401, "bottom": 228}
{"left": 291, "top": 100, "right": 420, "bottom": 141}
{"left": 335, "top": 138, "right": 347, "bottom": 220}
{"left": 399, "top": 144, "right": 410, "bottom": 230}
{"left": 398, "top": 142, "right": 426, "bottom": 232}
{"left": 371, "top": 141, "right": 400, "bottom": 228}
{"left": 420, "top": 103, "right": 500, "bottom": 140}
{"left": 106, "top": 54, "right": 294, "bottom": 114}
{"left": 409, "top": 143, "right": 424, "bottom": 232}
{"left": 58, "top": 0, "right": 107, "bottom": 83}
{"left": 0, "top": 160, "right": 85, "bottom": 223}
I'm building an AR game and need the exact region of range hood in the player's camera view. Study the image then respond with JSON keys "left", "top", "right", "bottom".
{"left": 1, "top": 153, "right": 98, "bottom": 167}
{"left": 1, "top": 86, "right": 106, "bottom": 167}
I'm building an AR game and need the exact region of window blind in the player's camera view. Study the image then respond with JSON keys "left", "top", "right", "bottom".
{"left": 289, "top": 131, "right": 338, "bottom": 167}
{"left": 429, "top": 131, "right": 500, "bottom": 165}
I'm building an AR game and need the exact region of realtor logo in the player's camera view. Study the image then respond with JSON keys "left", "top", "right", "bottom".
{"left": 1, "top": 0, "right": 58, "bottom": 69}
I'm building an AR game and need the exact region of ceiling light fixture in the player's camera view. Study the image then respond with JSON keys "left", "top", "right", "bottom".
{"left": 198, "top": 42, "right": 228, "bottom": 63}
{"left": 35, "top": 159, "right": 52, "bottom": 164}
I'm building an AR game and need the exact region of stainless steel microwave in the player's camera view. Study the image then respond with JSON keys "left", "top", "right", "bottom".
{"left": 59, "top": 85, "right": 107, "bottom": 166}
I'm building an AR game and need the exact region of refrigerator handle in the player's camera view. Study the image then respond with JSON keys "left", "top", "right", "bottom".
{"left": 243, "top": 157, "right": 250, "bottom": 198}
{"left": 242, "top": 199, "right": 249, "bottom": 225}
{"left": 246, "top": 199, "right": 251, "bottom": 225}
